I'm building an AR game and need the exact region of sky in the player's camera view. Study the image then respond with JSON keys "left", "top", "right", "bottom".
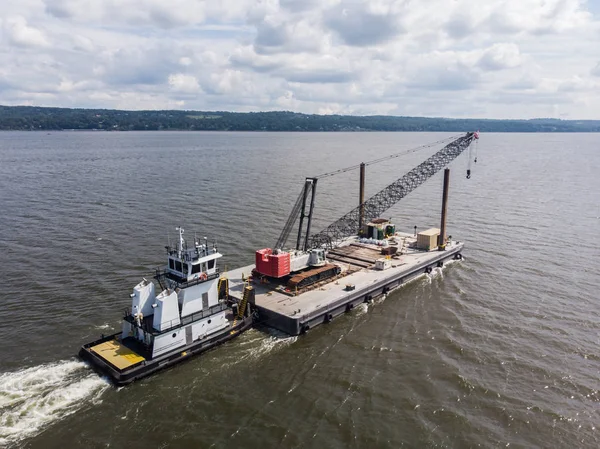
{"left": 0, "top": 0, "right": 599, "bottom": 118}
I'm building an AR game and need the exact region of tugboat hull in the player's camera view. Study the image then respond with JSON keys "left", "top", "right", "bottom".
{"left": 79, "top": 316, "right": 253, "bottom": 386}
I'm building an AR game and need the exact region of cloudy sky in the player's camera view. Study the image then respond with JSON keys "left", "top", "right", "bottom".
{"left": 1, "top": 0, "right": 599, "bottom": 118}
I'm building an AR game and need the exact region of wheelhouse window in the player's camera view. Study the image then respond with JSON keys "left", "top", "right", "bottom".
{"left": 169, "top": 259, "right": 175, "bottom": 270}
{"left": 182, "top": 263, "right": 189, "bottom": 275}
{"left": 175, "top": 260, "right": 182, "bottom": 272}
{"left": 208, "top": 259, "right": 215, "bottom": 270}
{"left": 191, "top": 263, "right": 201, "bottom": 274}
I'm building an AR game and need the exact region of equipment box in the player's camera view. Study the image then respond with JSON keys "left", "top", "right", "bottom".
{"left": 381, "top": 246, "right": 398, "bottom": 256}
{"left": 375, "top": 258, "right": 392, "bottom": 270}
{"left": 417, "top": 228, "right": 440, "bottom": 251}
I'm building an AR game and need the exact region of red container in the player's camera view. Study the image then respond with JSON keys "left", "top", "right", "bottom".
{"left": 255, "top": 249, "right": 291, "bottom": 278}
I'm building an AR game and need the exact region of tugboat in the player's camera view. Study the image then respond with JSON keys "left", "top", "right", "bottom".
{"left": 79, "top": 227, "right": 254, "bottom": 385}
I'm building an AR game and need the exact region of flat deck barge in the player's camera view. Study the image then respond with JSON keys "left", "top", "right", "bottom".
{"left": 228, "top": 233, "right": 464, "bottom": 336}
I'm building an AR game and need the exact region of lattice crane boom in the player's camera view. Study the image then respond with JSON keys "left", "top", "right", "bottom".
{"left": 274, "top": 182, "right": 312, "bottom": 250}
{"left": 308, "top": 132, "right": 477, "bottom": 249}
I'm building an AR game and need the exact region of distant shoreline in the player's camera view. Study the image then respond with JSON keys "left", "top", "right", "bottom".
{"left": 2, "top": 129, "right": 599, "bottom": 133}
{"left": 2, "top": 105, "right": 599, "bottom": 132}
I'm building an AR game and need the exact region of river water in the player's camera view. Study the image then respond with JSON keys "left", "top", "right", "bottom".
{"left": 0, "top": 131, "right": 598, "bottom": 448}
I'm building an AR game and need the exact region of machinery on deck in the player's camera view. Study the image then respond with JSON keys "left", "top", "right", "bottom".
{"left": 253, "top": 132, "right": 479, "bottom": 290}
{"left": 254, "top": 246, "right": 342, "bottom": 290}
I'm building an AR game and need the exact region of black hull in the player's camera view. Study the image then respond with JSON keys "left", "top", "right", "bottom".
{"left": 79, "top": 316, "right": 253, "bottom": 386}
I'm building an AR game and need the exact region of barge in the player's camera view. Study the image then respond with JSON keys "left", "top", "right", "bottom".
{"left": 228, "top": 230, "right": 463, "bottom": 336}
{"left": 226, "top": 132, "right": 478, "bottom": 336}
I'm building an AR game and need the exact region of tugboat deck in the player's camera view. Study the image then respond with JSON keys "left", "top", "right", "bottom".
{"left": 90, "top": 338, "right": 145, "bottom": 370}
{"left": 227, "top": 234, "right": 464, "bottom": 335}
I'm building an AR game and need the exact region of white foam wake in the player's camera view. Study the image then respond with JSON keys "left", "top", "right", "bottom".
{"left": 423, "top": 258, "right": 461, "bottom": 283}
{"left": 244, "top": 329, "right": 298, "bottom": 360}
{"left": 0, "top": 360, "right": 109, "bottom": 446}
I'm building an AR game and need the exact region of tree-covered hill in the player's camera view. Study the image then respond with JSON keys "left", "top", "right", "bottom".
{"left": 1, "top": 105, "right": 599, "bottom": 132}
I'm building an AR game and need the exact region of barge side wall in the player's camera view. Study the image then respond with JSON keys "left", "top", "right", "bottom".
{"left": 255, "top": 245, "right": 462, "bottom": 336}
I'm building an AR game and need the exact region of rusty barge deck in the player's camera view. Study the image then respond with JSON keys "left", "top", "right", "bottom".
{"left": 227, "top": 233, "right": 464, "bottom": 336}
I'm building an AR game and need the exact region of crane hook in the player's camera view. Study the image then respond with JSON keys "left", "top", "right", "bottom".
{"left": 466, "top": 169, "right": 471, "bottom": 179}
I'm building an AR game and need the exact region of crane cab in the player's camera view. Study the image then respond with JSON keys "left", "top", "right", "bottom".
{"left": 307, "top": 249, "right": 326, "bottom": 267}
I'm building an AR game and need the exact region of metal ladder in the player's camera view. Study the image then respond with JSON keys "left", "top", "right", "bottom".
{"left": 231, "top": 284, "right": 252, "bottom": 332}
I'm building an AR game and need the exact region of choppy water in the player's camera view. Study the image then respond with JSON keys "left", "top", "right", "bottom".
{"left": 0, "top": 131, "right": 598, "bottom": 448}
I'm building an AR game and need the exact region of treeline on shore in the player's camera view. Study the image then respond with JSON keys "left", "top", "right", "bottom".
{"left": 1, "top": 105, "right": 599, "bottom": 132}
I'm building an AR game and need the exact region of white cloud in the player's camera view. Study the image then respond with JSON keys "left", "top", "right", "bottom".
{"left": 486, "top": 0, "right": 591, "bottom": 34}
{"left": 253, "top": 16, "right": 326, "bottom": 54}
{"left": 557, "top": 75, "right": 598, "bottom": 92}
{"left": 324, "top": 0, "right": 404, "bottom": 46}
{"left": 0, "top": 0, "right": 598, "bottom": 118}
{"left": 2, "top": 15, "right": 49, "bottom": 47}
{"left": 208, "top": 69, "right": 253, "bottom": 95}
{"left": 168, "top": 73, "right": 202, "bottom": 94}
{"left": 478, "top": 43, "right": 522, "bottom": 71}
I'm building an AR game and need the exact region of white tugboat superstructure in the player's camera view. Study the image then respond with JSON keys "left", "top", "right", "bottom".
{"left": 79, "top": 227, "right": 254, "bottom": 385}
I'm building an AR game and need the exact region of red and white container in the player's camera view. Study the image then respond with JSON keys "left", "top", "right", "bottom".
{"left": 255, "top": 249, "right": 291, "bottom": 278}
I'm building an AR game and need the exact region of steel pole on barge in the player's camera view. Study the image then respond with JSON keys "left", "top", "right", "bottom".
{"left": 359, "top": 163, "right": 365, "bottom": 235}
{"left": 438, "top": 168, "right": 450, "bottom": 250}
{"left": 296, "top": 179, "right": 311, "bottom": 250}
{"left": 303, "top": 178, "right": 318, "bottom": 251}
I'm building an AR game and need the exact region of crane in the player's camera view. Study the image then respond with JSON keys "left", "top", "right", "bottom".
{"left": 256, "top": 131, "right": 478, "bottom": 289}
{"left": 309, "top": 132, "right": 477, "bottom": 249}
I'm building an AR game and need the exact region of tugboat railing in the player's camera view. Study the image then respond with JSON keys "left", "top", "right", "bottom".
{"left": 154, "top": 268, "right": 220, "bottom": 290}
{"left": 179, "top": 302, "right": 228, "bottom": 327}
{"left": 124, "top": 301, "right": 229, "bottom": 335}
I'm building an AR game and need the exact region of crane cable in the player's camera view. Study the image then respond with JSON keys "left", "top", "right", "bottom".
{"left": 466, "top": 131, "right": 480, "bottom": 178}
{"left": 466, "top": 142, "right": 473, "bottom": 179}
{"left": 314, "top": 133, "right": 464, "bottom": 179}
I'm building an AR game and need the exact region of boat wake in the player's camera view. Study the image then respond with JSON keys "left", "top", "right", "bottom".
{"left": 238, "top": 329, "right": 298, "bottom": 362}
{"left": 0, "top": 360, "right": 109, "bottom": 447}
